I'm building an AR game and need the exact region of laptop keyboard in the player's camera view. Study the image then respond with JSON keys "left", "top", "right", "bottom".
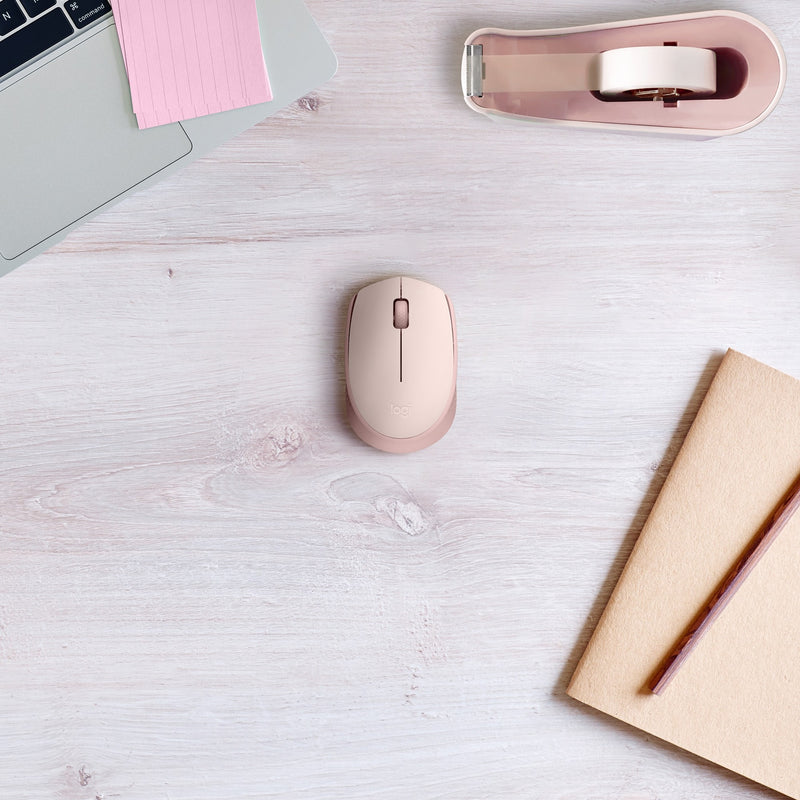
{"left": 0, "top": 0, "right": 111, "bottom": 81}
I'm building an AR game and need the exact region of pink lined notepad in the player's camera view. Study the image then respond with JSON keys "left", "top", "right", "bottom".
{"left": 113, "top": 0, "right": 273, "bottom": 130}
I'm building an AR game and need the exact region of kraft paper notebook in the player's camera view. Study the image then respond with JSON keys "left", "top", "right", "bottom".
{"left": 568, "top": 349, "right": 800, "bottom": 799}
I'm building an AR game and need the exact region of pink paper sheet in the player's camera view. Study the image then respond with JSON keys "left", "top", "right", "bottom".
{"left": 112, "top": 0, "right": 273, "bottom": 130}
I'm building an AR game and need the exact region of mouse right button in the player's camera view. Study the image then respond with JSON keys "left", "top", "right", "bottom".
{"left": 401, "top": 279, "right": 455, "bottom": 432}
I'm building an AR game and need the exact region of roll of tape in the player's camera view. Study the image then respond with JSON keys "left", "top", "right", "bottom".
{"left": 479, "top": 46, "right": 717, "bottom": 99}
{"left": 598, "top": 46, "right": 716, "bottom": 98}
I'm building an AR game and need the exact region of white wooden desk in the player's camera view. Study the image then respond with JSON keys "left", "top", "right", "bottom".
{"left": 0, "top": 1, "right": 796, "bottom": 798}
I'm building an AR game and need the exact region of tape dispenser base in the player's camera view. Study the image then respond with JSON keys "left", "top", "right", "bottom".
{"left": 461, "top": 11, "right": 785, "bottom": 139}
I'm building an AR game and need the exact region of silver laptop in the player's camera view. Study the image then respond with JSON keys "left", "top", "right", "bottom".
{"left": 0, "top": 0, "right": 336, "bottom": 278}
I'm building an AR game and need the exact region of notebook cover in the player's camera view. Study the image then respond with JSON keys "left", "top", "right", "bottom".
{"left": 568, "top": 349, "right": 800, "bottom": 799}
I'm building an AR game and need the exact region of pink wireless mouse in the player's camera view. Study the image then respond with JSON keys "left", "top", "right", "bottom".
{"left": 345, "top": 276, "right": 457, "bottom": 453}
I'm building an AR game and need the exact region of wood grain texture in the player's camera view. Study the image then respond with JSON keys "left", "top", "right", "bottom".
{"left": 0, "top": 1, "right": 797, "bottom": 798}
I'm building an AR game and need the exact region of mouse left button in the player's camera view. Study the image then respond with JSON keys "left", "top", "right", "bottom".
{"left": 347, "top": 277, "right": 403, "bottom": 433}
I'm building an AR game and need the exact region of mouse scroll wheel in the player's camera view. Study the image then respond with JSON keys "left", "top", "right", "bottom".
{"left": 393, "top": 299, "right": 409, "bottom": 329}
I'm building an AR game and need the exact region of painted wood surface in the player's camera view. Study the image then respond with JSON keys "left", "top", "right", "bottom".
{"left": 0, "top": 1, "right": 797, "bottom": 798}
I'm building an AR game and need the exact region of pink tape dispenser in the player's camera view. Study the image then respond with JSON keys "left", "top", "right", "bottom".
{"left": 461, "top": 10, "right": 786, "bottom": 138}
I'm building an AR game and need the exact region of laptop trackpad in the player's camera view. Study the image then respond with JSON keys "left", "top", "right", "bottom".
{"left": 0, "top": 26, "right": 192, "bottom": 260}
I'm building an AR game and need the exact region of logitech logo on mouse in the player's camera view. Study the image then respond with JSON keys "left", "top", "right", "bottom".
{"left": 388, "top": 401, "right": 411, "bottom": 417}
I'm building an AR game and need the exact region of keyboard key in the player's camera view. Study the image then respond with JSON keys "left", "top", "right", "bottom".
{"left": 0, "top": 0, "right": 25, "bottom": 36}
{"left": 63, "top": 0, "right": 111, "bottom": 30}
{"left": 19, "top": 0, "right": 57, "bottom": 18}
{"left": 0, "top": 7, "right": 72, "bottom": 79}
